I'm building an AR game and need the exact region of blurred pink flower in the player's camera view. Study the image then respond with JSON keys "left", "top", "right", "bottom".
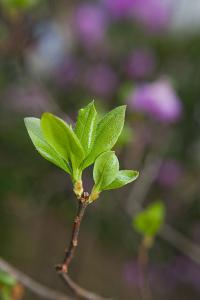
{"left": 122, "top": 261, "right": 144, "bottom": 285}
{"left": 123, "top": 257, "right": 200, "bottom": 292}
{"left": 4, "top": 84, "right": 51, "bottom": 114}
{"left": 157, "top": 159, "right": 183, "bottom": 187}
{"left": 126, "top": 48, "right": 155, "bottom": 79}
{"left": 102, "top": 0, "right": 135, "bottom": 19}
{"left": 84, "top": 64, "right": 118, "bottom": 98}
{"left": 128, "top": 79, "right": 182, "bottom": 123}
{"left": 102, "top": 0, "right": 173, "bottom": 31}
{"left": 54, "top": 57, "right": 80, "bottom": 87}
{"left": 166, "top": 256, "right": 200, "bottom": 291}
{"left": 73, "top": 4, "right": 107, "bottom": 47}
{"left": 132, "top": 0, "right": 173, "bottom": 32}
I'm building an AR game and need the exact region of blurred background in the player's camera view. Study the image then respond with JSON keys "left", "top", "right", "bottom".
{"left": 0, "top": 0, "right": 200, "bottom": 299}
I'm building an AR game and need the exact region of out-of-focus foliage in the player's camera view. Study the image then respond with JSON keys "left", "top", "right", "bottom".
{"left": 0, "top": 272, "right": 16, "bottom": 287}
{"left": 133, "top": 201, "right": 165, "bottom": 237}
{"left": 0, "top": 272, "right": 16, "bottom": 300}
{"left": 1, "top": 0, "right": 40, "bottom": 11}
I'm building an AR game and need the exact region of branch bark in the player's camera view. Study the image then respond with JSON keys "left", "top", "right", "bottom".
{"left": 60, "top": 273, "right": 112, "bottom": 300}
{"left": 56, "top": 193, "right": 111, "bottom": 300}
{"left": 56, "top": 198, "right": 88, "bottom": 273}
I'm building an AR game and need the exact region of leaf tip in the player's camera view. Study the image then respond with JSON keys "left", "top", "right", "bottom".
{"left": 41, "top": 112, "right": 52, "bottom": 119}
{"left": 134, "top": 170, "right": 140, "bottom": 179}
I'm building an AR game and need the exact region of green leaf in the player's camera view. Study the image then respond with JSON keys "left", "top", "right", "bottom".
{"left": 0, "top": 272, "right": 16, "bottom": 287}
{"left": 93, "top": 151, "right": 119, "bottom": 192}
{"left": 81, "top": 105, "right": 126, "bottom": 169}
{"left": 24, "top": 117, "right": 71, "bottom": 174}
{"left": 1, "top": 287, "right": 11, "bottom": 300}
{"left": 75, "top": 101, "right": 97, "bottom": 155}
{"left": 133, "top": 201, "right": 165, "bottom": 237}
{"left": 41, "top": 113, "right": 85, "bottom": 180}
{"left": 1, "top": 0, "right": 39, "bottom": 10}
{"left": 104, "top": 170, "right": 139, "bottom": 190}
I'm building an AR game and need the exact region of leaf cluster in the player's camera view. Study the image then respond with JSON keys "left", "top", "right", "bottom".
{"left": 25, "top": 101, "right": 139, "bottom": 201}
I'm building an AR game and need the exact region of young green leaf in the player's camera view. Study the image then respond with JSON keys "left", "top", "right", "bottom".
{"left": 0, "top": 272, "right": 16, "bottom": 287}
{"left": 24, "top": 117, "right": 71, "bottom": 173}
{"left": 93, "top": 151, "right": 119, "bottom": 192}
{"left": 41, "top": 113, "right": 85, "bottom": 179}
{"left": 133, "top": 201, "right": 165, "bottom": 237}
{"left": 104, "top": 170, "right": 139, "bottom": 190}
{"left": 81, "top": 105, "right": 126, "bottom": 169}
{"left": 1, "top": 0, "right": 40, "bottom": 10}
{"left": 75, "top": 101, "right": 97, "bottom": 155}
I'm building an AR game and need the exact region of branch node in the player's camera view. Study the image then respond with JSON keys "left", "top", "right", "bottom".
{"left": 55, "top": 264, "right": 68, "bottom": 274}
{"left": 72, "top": 240, "right": 78, "bottom": 247}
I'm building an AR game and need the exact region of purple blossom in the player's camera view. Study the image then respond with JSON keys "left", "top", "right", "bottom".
{"left": 102, "top": 0, "right": 135, "bottom": 19}
{"left": 157, "top": 159, "right": 183, "bottom": 187}
{"left": 102, "top": 0, "right": 173, "bottom": 28}
{"left": 122, "top": 261, "right": 144, "bottom": 285}
{"left": 126, "top": 49, "right": 155, "bottom": 79}
{"left": 73, "top": 4, "right": 107, "bottom": 47}
{"left": 123, "top": 257, "right": 200, "bottom": 292}
{"left": 54, "top": 58, "right": 80, "bottom": 87}
{"left": 128, "top": 79, "right": 182, "bottom": 123}
{"left": 4, "top": 84, "right": 51, "bottom": 114}
{"left": 84, "top": 64, "right": 118, "bottom": 98}
{"left": 165, "top": 256, "right": 200, "bottom": 291}
{"left": 132, "top": 0, "right": 173, "bottom": 32}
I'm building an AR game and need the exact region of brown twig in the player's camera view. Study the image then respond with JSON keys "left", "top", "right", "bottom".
{"left": 0, "top": 257, "right": 72, "bottom": 300}
{"left": 56, "top": 192, "right": 111, "bottom": 300}
{"left": 60, "top": 273, "right": 111, "bottom": 300}
{"left": 56, "top": 193, "right": 89, "bottom": 273}
{"left": 137, "top": 237, "right": 153, "bottom": 300}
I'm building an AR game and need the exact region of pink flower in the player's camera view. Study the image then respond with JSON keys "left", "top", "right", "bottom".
{"left": 126, "top": 49, "right": 155, "bottom": 79}
{"left": 157, "top": 160, "right": 183, "bottom": 187}
{"left": 73, "top": 4, "right": 107, "bottom": 47}
{"left": 132, "top": 0, "right": 173, "bottom": 32}
{"left": 102, "top": 0, "right": 135, "bottom": 19}
{"left": 128, "top": 79, "right": 183, "bottom": 123}
{"left": 84, "top": 64, "right": 118, "bottom": 98}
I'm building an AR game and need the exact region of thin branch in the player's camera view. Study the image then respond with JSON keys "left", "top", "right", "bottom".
{"left": 56, "top": 197, "right": 88, "bottom": 273}
{"left": 60, "top": 273, "right": 112, "bottom": 300}
{"left": 56, "top": 193, "right": 111, "bottom": 300}
{"left": 160, "top": 224, "right": 200, "bottom": 265}
{"left": 0, "top": 257, "right": 72, "bottom": 300}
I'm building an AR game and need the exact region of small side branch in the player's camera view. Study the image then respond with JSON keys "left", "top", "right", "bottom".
{"left": 160, "top": 224, "right": 200, "bottom": 265}
{"left": 0, "top": 257, "right": 72, "bottom": 300}
{"left": 60, "top": 273, "right": 112, "bottom": 300}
